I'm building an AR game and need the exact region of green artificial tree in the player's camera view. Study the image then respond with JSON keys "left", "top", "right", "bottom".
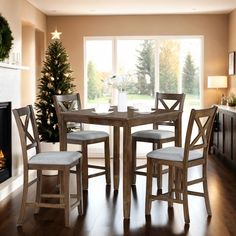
{"left": 182, "top": 53, "right": 199, "bottom": 95}
{"left": 35, "top": 39, "right": 76, "bottom": 143}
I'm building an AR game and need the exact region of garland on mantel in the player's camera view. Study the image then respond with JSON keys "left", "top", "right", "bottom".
{"left": 0, "top": 15, "right": 14, "bottom": 62}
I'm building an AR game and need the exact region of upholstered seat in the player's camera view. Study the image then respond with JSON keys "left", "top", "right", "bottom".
{"left": 132, "top": 129, "right": 175, "bottom": 140}
{"left": 145, "top": 106, "right": 217, "bottom": 224}
{"left": 147, "top": 147, "right": 202, "bottom": 162}
{"left": 53, "top": 93, "right": 111, "bottom": 190}
{"left": 13, "top": 105, "right": 83, "bottom": 227}
{"left": 67, "top": 130, "right": 108, "bottom": 141}
{"left": 29, "top": 151, "right": 81, "bottom": 165}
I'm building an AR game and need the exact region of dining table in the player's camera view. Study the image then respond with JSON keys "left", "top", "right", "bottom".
{"left": 59, "top": 106, "right": 182, "bottom": 219}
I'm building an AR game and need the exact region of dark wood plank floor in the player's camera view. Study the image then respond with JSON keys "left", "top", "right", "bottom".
{"left": 0, "top": 155, "right": 236, "bottom": 236}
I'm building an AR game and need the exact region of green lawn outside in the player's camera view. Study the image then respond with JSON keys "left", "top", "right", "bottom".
{"left": 88, "top": 93, "right": 200, "bottom": 110}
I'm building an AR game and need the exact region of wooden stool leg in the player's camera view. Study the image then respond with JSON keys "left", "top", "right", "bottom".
{"left": 17, "top": 171, "right": 29, "bottom": 226}
{"left": 82, "top": 143, "right": 88, "bottom": 190}
{"left": 157, "top": 163, "right": 163, "bottom": 191}
{"left": 168, "top": 166, "right": 174, "bottom": 207}
{"left": 182, "top": 171, "right": 190, "bottom": 224}
{"left": 175, "top": 167, "right": 181, "bottom": 200}
{"left": 104, "top": 138, "right": 111, "bottom": 185}
{"left": 34, "top": 170, "right": 42, "bottom": 214}
{"left": 203, "top": 163, "right": 212, "bottom": 215}
{"left": 76, "top": 161, "right": 83, "bottom": 215}
{"left": 63, "top": 169, "right": 70, "bottom": 227}
{"left": 59, "top": 170, "right": 64, "bottom": 204}
{"left": 131, "top": 139, "right": 137, "bottom": 185}
{"left": 145, "top": 158, "right": 154, "bottom": 215}
{"left": 156, "top": 142, "right": 163, "bottom": 192}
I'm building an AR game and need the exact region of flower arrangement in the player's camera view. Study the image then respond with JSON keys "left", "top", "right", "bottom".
{"left": 107, "top": 74, "right": 131, "bottom": 92}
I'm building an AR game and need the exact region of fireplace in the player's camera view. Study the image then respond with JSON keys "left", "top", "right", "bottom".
{"left": 0, "top": 102, "right": 12, "bottom": 183}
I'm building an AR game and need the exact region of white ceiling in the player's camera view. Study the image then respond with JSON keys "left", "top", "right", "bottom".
{"left": 27, "top": 0, "right": 236, "bottom": 16}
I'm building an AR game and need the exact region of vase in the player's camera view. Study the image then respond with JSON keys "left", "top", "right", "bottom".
{"left": 118, "top": 91, "right": 127, "bottom": 112}
{"left": 40, "top": 142, "right": 59, "bottom": 176}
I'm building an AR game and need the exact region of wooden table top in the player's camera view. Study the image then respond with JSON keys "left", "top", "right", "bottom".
{"left": 61, "top": 107, "right": 180, "bottom": 127}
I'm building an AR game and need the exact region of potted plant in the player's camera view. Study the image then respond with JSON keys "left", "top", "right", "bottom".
{"left": 227, "top": 93, "right": 236, "bottom": 107}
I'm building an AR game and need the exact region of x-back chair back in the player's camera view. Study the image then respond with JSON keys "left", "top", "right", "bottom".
{"left": 54, "top": 93, "right": 83, "bottom": 131}
{"left": 13, "top": 105, "right": 40, "bottom": 162}
{"left": 154, "top": 92, "right": 185, "bottom": 129}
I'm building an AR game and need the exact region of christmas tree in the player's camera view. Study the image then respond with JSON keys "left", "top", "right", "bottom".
{"left": 35, "top": 39, "right": 76, "bottom": 143}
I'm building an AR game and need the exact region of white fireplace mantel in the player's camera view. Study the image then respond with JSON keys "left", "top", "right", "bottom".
{"left": 0, "top": 62, "right": 27, "bottom": 201}
{"left": 0, "top": 62, "right": 29, "bottom": 70}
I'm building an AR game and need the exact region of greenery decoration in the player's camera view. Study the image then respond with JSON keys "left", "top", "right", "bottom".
{"left": 0, "top": 15, "right": 13, "bottom": 61}
{"left": 227, "top": 93, "right": 236, "bottom": 107}
{"left": 35, "top": 40, "right": 76, "bottom": 143}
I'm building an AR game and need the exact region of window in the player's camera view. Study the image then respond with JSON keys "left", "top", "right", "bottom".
{"left": 84, "top": 36, "right": 203, "bottom": 155}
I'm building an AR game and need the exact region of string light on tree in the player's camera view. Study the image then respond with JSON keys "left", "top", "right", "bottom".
{"left": 51, "top": 29, "right": 62, "bottom": 40}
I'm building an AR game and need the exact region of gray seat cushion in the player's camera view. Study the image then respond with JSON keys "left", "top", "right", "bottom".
{"left": 132, "top": 129, "right": 175, "bottom": 140}
{"left": 29, "top": 151, "right": 81, "bottom": 165}
{"left": 147, "top": 147, "right": 203, "bottom": 162}
{"left": 67, "top": 130, "right": 109, "bottom": 141}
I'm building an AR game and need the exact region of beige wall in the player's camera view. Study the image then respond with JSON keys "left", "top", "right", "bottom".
{"left": 20, "top": 0, "right": 46, "bottom": 106}
{"left": 20, "top": 0, "right": 46, "bottom": 32}
{"left": 229, "top": 9, "right": 236, "bottom": 94}
{"left": 21, "top": 25, "right": 36, "bottom": 106}
{"left": 47, "top": 14, "right": 229, "bottom": 107}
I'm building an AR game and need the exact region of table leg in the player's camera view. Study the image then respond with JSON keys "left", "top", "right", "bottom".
{"left": 113, "top": 126, "right": 120, "bottom": 190}
{"left": 123, "top": 125, "right": 132, "bottom": 219}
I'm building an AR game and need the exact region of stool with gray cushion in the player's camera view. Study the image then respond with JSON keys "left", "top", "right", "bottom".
{"left": 13, "top": 105, "right": 83, "bottom": 227}
{"left": 53, "top": 93, "right": 111, "bottom": 190}
{"left": 132, "top": 92, "right": 185, "bottom": 186}
{"left": 145, "top": 106, "right": 217, "bottom": 223}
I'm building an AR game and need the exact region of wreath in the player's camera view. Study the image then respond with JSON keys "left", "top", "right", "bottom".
{"left": 0, "top": 15, "right": 14, "bottom": 62}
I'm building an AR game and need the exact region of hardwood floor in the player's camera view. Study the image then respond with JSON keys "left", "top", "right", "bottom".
{"left": 0, "top": 155, "right": 236, "bottom": 236}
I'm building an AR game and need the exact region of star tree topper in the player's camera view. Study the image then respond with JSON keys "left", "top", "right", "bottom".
{"left": 51, "top": 29, "right": 62, "bottom": 40}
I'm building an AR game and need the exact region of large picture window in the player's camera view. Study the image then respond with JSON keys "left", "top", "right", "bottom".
{"left": 85, "top": 36, "right": 202, "bottom": 110}
{"left": 84, "top": 36, "right": 203, "bottom": 155}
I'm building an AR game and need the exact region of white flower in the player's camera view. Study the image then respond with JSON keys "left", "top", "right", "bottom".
{"left": 107, "top": 74, "right": 130, "bottom": 92}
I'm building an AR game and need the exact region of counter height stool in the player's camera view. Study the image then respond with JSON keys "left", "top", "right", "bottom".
{"left": 13, "top": 105, "right": 83, "bottom": 227}
{"left": 132, "top": 92, "right": 185, "bottom": 187}
{"left": 145, "top": 106, "right": 217, "bottom": 223}
{"left": 53, "top": 93, "right": 111, "bottom": 190}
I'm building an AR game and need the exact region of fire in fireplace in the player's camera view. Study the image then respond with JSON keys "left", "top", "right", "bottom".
{"left": 0, "top": 149, "right": 6, "bottom": 170}
{"left": 0, "top": 102, "right": 11, "bottom": 183}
